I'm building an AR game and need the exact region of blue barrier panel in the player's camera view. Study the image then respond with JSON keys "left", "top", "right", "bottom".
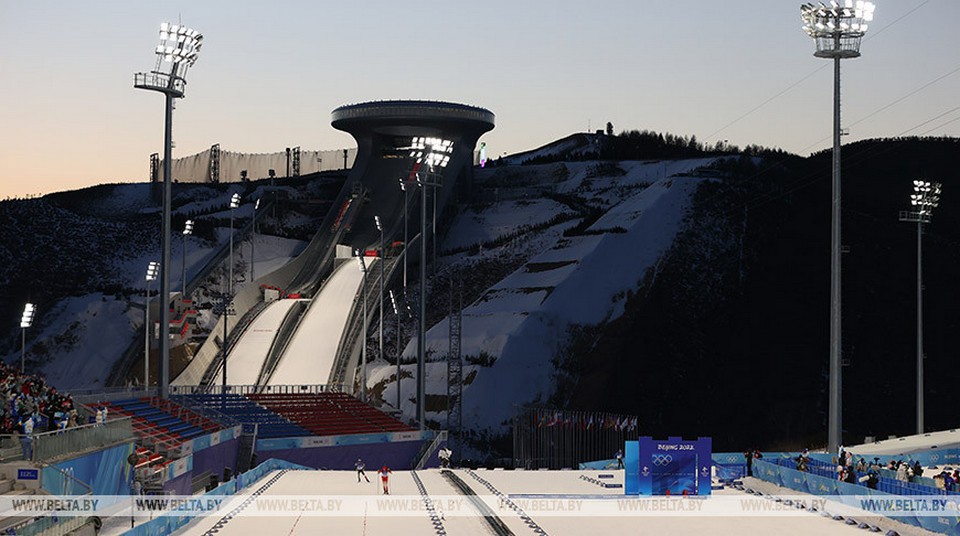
{"left": 715, "top": 464, "right": 745, "bottom": 481}
{"left": 123, "top": 458, "right": 309, "bottom": 536}
{"left": 44, "top": 442, "right": 135, "bottom": 497}
{"left": 752, "top": 459, "right": 960, "bottom": 536}
{"left": 624, "top": 441, "right": 639, "bottom": 495}
{"left": 578, "top": 459, "right": 618, "bottom": 470}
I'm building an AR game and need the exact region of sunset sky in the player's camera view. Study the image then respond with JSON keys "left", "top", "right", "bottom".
{"left": 1, "top": 0, "right": 957, "bottom": 199}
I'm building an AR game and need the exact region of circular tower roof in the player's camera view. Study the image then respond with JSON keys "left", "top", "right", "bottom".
{"left": 331, "top": 100, "right": 495, "bottom": 137}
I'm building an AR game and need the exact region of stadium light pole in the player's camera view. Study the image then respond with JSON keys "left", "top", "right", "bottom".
{"left": 899, "top": 180, "right": 941, "bottom": 435}
{"left": 20, "top": 303, "right": 35, "bottom": 374}
{"left": 229, "top": 193, "right": 241, "bottom": 295}
{"left": 250, "top": 198, "right": 260, "bottom": 283}
{"left": 145, "top": 261, "right": 159, "bottom": 386}
{"left": 399, "top": 177, "right": 408, "bottom": 292}
{"left": 390, "top": 290, "right": 401, "bottom": 410}
{"left": 408, "top": 136, "right": 454, "bottom": 429}
{"left": 800, "top": 0, "right": 875, "bottom": 454}
{"left": 181, "top": 220, "right": 193, "bottom": 298}
{"left": 217, "top": 294, "right": 235, "bottom": 403}
{"left": 357, "top": 251, "right": 369, "bottom": 402}
{"left": 375, "top": 216, "right": 384, "bottom": 372}
{"left": 135, "top": 22, "right": 203, "bottom": 399}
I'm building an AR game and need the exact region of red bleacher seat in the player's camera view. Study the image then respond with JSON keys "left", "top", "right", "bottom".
{"left": 246, "top": 392, "right": 414, "bottom": 437}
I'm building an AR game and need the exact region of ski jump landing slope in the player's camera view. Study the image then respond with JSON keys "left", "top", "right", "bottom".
{"left": 267, "top": 257, "right": 377, "bottom": 386}
{"left": 211, "top": 299, "right": 302, "bottom": 387}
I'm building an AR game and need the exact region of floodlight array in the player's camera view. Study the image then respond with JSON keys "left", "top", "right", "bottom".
{"left": 230, "top": 193, "right": 241, "bottom": 209}
{"left": 801, "top": 1, "right": 874, "bottom": 36}
{"left": 409, "top": 137, "right": 454, "bottom": 169}
{"left": 375, "top": 215, "right": 382, "bottom": 232}
{"left": 146, "top": 261, "right": 160, "bottom": 281}
{"left": 389, "top": 290, "right": 399, "bottom": 315}
{"left": 801, "top": 1, "right": 875, "bottom": 57}
{"left": 20, "top": 303, "right": 35, "bottom": 329}
{"left": 156, "top": 23, "right": 203, "bottom": 66}
{"left": 911, "top": 180, "right": 942, "bottom": 215}
{"left": 183, "top": 219, "right": 194, "bottom": 236}
{"left": 356, "top": 250, "right": 367, "bottom": 273}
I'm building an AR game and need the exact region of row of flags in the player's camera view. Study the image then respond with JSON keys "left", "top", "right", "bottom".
{"left": 536, "top": 411, "right": 638, "bottom": 431}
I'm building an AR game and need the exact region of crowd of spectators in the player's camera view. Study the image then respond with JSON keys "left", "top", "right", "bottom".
{"left": 0, "top": 362, "right": 79, "bottom": 435}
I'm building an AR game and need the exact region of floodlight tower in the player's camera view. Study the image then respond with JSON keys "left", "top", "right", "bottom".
{"left": 357, "top": 251, "right": 369, "bottom": 402}
{"left": 145, "top": 261, "right": 159, "bottom": 386}
{"left": 375, "top": 215, "right": 385, "bottom": 372}
{"left": 20, "top": 303, "right": 35, "bottom": 374}
{"left": 390, "top": 290, "right": 401, "bottom": 409}
{"left": 800, "top": 0, "right": 875, "bottom": 453}
{"left": 250, "top": 199, "right": 260, "bottom": 282}
{"left": 399, "top": 178, "right": 409, "bottom": 291}
{"left": 899, "top": 180, "right": 941, "bottom": 434}
{"left": 407, "top": 137, "right": 454, "bottom": 428}
{"left": 135, "top": 22, "right": 203, "bottom": 399}
{"left": 181, "top": 220, "right": 194, "bottom": 298}
{"left": 228, "top": 193, "right": 241, "bottom": 295}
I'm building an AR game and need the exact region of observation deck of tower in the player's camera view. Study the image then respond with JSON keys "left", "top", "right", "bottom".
{"left": 330, "top": 100, "right": 495, "bottom": 253}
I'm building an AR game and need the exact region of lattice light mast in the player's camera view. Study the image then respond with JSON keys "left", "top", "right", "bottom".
{"left": 145, "top": 261, "right": 159, "bottom": 386}
{"left": 900, "top": 180, "right": 942, "bottom": 435}
{"left": 407, "top": 137, "right": 453, "bottom": 429}
{"left": 800, "top": 0, "right": 875, "bottom": 454}
{"left": 135, "top": 22, "right": 203, "bottom": 399}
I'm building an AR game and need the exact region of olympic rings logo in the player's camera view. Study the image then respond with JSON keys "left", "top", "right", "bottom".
{"left": 652, "top": 455, "right": 673, "bottom": 466}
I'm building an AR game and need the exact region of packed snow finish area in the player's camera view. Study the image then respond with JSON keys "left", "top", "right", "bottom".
{"left": 170, "top": 469, "right": 872, "bottom": 536}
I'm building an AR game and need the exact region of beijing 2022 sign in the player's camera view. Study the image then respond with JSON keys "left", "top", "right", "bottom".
{"left": 624, "top": 437, "right": 712, "bottom": 496}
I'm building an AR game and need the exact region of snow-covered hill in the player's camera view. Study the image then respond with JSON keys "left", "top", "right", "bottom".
{"left": 368, "top": 157, "right": 722, "bottom": 437}
{"left": 0, "top": 179, "right": 331, "bottom": 388}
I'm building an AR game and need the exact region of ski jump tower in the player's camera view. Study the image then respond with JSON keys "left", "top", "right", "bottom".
{"left": 331, "top": 100, "right": 494, "bottom": 431}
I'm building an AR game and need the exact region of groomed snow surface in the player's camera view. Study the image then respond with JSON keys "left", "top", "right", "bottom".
{"left": 267, "top": 257, "right": 374, "bottom": 386}
{"left": 164, "top": 469, "right": 883, "bottom": 536}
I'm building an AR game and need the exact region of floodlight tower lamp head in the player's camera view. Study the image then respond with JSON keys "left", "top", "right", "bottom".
{"left": 136, "top": 22, "right": 203, "bottom": 97}
{"left": 800, "top": 1, "right": 874, "bottom": 58}
{"left": 230, "top": 193, "right": 241, "bottom": 209}
{"left": 20, "top": 303, "right": 35, "bottom": 329}
{"left": 183, "top": 219, "right": 194, "bottom": 235}
{"left": 356, "top": 250, "right": 367, "bottom": 273}
{"left": 146, "top": 261, "right": 160, "bottom": 281}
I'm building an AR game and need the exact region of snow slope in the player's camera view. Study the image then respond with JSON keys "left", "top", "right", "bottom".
{"left": 268, "top": 257, "right": 377, "bottom": 386}
{"left": 371, "top": 158, "right": 718, "bottom": 432}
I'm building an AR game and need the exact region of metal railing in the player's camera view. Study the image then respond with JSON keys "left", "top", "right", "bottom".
{"left": 25, "top": 417, "right": 134, "bottom": 462}
{"left": 1, "top": 461, "right": 94, "bottom": 536}
{"left": 415, "top": 430, "right": 445, "bottom": 470}
{"left": 72, "top": 386, "right": 158, "bottom": 405}
{"left": 171, "top": 384, "right": 349, "bottom": 396}
{"left": 330, "top": 257, "right": 400, "bottom": 386}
